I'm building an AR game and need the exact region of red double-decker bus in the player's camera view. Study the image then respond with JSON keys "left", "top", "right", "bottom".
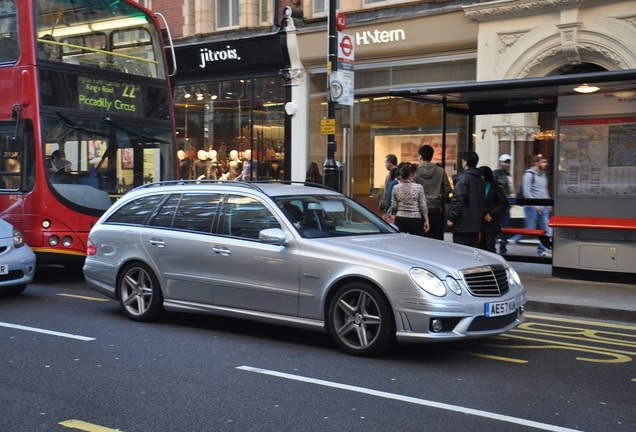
{"left": 0, "top": 0, "right": 176, "bottom": 268}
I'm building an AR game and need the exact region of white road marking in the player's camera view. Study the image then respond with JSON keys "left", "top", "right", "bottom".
{"left": 0, "top": 322, "right": 95, "bottom": 341}
{"left": 238, "top": 365, "right": 584, "bottom": 432}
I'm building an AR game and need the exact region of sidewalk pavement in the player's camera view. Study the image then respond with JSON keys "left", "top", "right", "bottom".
{"left": 511, "top": 261, "right": 636, "bottom": 324}
{"left": 438, "top": 234, "right": 636, "bottom": 324}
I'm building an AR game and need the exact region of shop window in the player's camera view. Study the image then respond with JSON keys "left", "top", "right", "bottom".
{"left": 173, "top": 76, "right": 286, "bottom": 182}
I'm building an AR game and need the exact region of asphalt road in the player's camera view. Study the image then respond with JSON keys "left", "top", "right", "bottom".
{"left": 1, "top": 266, "right": 634, "bottom": 432}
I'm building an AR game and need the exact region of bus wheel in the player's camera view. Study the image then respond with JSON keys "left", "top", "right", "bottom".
{"left": 327, "top": 283, "right": 395, "bottom": 357}
{"left": 117, "top": 262, "right": 164, "bottom": 322}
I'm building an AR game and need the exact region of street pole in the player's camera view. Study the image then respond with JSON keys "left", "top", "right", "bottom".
{"left": 323, "top": 0, "right": 339, "bottom": 191}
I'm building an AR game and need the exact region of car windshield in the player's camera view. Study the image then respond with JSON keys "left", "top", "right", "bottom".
{"left": 274, "top": 194, "right": 397, "bottom": 238}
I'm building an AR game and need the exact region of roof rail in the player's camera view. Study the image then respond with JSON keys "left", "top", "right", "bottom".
{"left": 132, "top": 180, "right": 336, "bottom": 194}
{"left": 134, "top": 179, "right": 264, "bottom": 193}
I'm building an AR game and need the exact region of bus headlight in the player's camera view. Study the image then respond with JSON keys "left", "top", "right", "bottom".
{"left": 62, "top": 236, "right": 73, "bottom": 247}
{"left": 49, "top": 235, "right": 59, "bottom": 246}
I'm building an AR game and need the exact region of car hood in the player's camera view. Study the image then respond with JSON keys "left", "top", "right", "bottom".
{"left": 314, "top": 233, "right": 507, "bottom": 277}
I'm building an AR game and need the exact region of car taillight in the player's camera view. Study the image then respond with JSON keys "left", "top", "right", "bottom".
{"left": 86, "top": 238, "right": 96, "bottom": 256}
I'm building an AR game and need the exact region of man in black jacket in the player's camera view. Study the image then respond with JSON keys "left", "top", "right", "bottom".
{"left": 446, "top": 151, "right": 485, "bottom": 247}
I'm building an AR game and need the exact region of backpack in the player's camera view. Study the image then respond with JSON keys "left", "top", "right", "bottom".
{"left": 517, "top": 170, "right": 535, "bottom": 199}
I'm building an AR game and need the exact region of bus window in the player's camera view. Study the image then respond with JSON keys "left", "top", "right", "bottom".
{"left": 41, "top": 112, "right": 173, "bottom": 209}
{"left": 0, "top": 120, "right": 32, "bottom": 191}
{"left": 59, "top": 34, "right": 108, "bottom": 67}
{"left": 111, "top": 28, "right": 157, "bottom": 78}
{"left": 0, "top": 0, "right": 18, "bottom": 64}
{"left": 35, "top": 0, "right": 164, "bottom": 79}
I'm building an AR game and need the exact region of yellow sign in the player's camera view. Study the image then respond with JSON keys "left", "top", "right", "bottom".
{"left": 320, "top": 119, "right": 336, "bottom": 135}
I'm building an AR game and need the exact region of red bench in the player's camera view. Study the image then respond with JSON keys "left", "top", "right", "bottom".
{"left": 549, "top": 216, "right": 636, "bottom": 230}
{"left": 500, "top": 228, "right": 546, "bottom": 236}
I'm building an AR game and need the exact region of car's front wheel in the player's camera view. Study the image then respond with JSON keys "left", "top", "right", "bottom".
{"left": 0, "top": 284, "right": 26, "bottom": 296}
{"left": 117, "top": 262, "right": 164, "bottom": 322}
{"left": 328, "top": 283, "right": 396, "bottom": 357}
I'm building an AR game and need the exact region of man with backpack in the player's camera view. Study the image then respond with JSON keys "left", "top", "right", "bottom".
{"left": 414, "top": 144, "right": 452, "bottom": 240}
{"left": 513, "top": 155, "right": 553, "bottom": 257}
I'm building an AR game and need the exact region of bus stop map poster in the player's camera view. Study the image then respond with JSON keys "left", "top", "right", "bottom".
{"left": 558, "top": 117, "right": 636, "bottom": 195}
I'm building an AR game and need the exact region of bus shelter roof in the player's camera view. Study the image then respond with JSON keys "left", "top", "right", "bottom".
{"left": 389, "top": 69, "right": 636, "bottom": 114}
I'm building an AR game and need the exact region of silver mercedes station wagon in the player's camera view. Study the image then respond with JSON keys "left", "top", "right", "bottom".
{"left": 83, "top": 181, "right": 526, "bottom": 356}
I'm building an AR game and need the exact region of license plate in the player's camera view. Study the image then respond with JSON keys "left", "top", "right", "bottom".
{"left": 484, "top": 299, "right": 516, "bottom": 317}
{"left": 0, "top": 265, "right": 8, "bottom": 275}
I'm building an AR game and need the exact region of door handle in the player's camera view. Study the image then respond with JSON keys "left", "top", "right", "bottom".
{"left": 212, "top": 246, "right": 231, "bottom": 257}
{"left": 149, "top": 238, "right": 165, "bottom": 247}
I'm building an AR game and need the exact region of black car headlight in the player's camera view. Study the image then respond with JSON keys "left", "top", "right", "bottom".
{"left": 13, "top": 228, "right": 25, "bottom": 248}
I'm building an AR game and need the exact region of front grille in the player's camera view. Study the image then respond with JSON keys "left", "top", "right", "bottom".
{"left": 468, "top": 310, "right": 518, "bottom": 332}
{"left": 461, "top": 265, "right": 509, "bottom": 297}
{"left": 0, "top": 270, "right": 25, "bottom": 282}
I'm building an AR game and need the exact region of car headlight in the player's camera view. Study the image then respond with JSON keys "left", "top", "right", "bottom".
{"left": 410, "top": 268, "right": 447, "bottom": 297}
{"left": 506, "top": 266, "right": 522, "bottom": 287}
{"left": 445, "top": 277, "right": 462, "bottom": 295}
{"left": 13, "top": 228, "right": 25, "bottom": 248}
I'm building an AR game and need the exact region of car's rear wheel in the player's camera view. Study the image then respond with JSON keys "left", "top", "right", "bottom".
{"left": 117, "top": 262, "right": 164, "bottom": 322}
{"left": 328, "top": 283, "right": 396, "bottom": 357}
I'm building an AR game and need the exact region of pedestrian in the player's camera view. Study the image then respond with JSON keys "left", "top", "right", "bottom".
{"left": 379, "top": 154, "right": 398, "bottom": 212}
{"left": 389, "top": 162, "right": 430, "bottom": 235}
{"left": 305, "top": 161, "right": 323, "bottom": 184}
{"left": 383, "top": 167, "right": 398, "bottom": 221}
{"left": 446, "top": 150, "right": 485, "bottom": 247}
{"left": 414, "top": 144, "right": 452, "bottom": 241}
{"left": 479, "top": 166, "right": 509, "bottom": 253}
{"left": 515, "top": 155, "right": 553, "bottom": 257}
{"left": 493, "top": 154, "right": 515, "bottom": 255}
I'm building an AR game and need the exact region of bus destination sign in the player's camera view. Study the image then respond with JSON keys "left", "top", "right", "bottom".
{"left": 78, "top": 76, "right": 142, "bottom": 116}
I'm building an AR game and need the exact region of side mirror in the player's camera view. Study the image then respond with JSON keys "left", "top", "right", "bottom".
{"left": 259, "top": 228, "right": 292, "bottom": 246}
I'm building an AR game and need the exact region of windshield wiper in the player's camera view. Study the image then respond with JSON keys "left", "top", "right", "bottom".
{"left": 56, "top": 111, "right": 110, "bottom": 137}
{"left": 102, "top": 117, "right": 170, "bottom": 144}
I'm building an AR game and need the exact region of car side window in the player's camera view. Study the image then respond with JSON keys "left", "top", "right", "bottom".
{"left": 105, "top": 194, "right": 165, "bottom": 225}
{"left": 149, "top": 194, "right": 181, "bottom": 228}
{"left": 171, "top": 193, "right": 222, "bottom": 233}
{"left": 216, "top": 194, "right": 280, "bottom": 240}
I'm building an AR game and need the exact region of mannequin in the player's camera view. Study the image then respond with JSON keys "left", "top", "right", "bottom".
{"left": 195, "top": 149, "right": 209, "bottom": 180}
{"left": 228, "top": 149, "right": 240, "bottom": 180}
{"left": 207, "top": 149, "right": 220, "bottom": 180}
{"left": 178, "top": 150, "right": 191, "bottom": 180}
{"left": 238, "top": 149, "right": 256, "bottom": 181}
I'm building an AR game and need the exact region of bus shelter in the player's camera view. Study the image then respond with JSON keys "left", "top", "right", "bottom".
{"left": 391, "top": 69, "right": 636, "bottom": 282}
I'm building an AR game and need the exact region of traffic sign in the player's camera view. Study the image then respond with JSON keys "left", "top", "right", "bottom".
{"left": 338, "top": 33, "right": 354, "bottom": 62}
{"left": 336, "top": 12, "right": 346, "bottom": 31}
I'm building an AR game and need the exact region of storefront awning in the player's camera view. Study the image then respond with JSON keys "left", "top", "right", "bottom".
{"left": 390, "top": 69, "right": 636, "bottom": 114}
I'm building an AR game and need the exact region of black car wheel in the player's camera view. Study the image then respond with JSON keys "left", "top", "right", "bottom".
{"left": 0, "top": 284, "right": 26, "bottom": 296}
{"left": 117, "top": 262, "right": 164, "bottom": 322}
{"left": 328, "top": 283, "right": 395, "bottom": 357}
